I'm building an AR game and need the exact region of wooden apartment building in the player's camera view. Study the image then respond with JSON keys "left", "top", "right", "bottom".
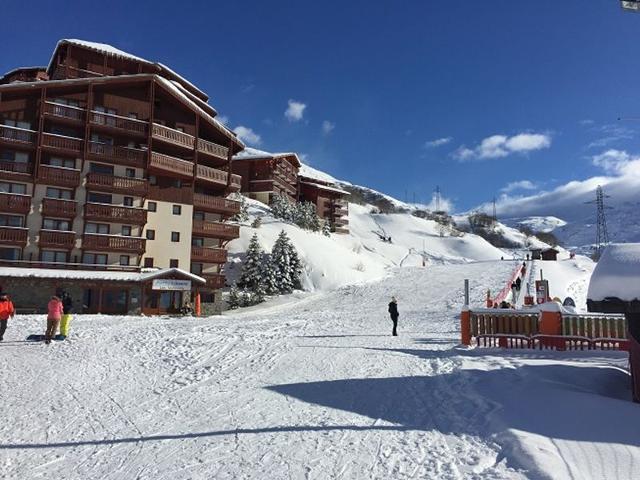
{"left": 0, "top": 39, "right": 244, "bottom": 313}
{"left": 298, "top": 165, "right": 349, "bottom": 234}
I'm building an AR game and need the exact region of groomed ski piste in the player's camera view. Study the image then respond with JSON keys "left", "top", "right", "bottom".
{"left": 1, "top": 190, "right": 639, "bottom": 479}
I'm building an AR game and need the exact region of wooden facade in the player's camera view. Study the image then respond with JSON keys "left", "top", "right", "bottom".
{"left": 298, "top": 176, "right": 350, "bottom": 234}
{"left": 231, "top": 150, "right": 300, "bottom": 204}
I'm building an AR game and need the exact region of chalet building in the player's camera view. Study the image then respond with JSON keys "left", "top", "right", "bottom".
{"left": 231, "top": 148, "right": 300, "bottom": 204}
{"left": 298, "top": 165, "right": 349, "bottom": 234}
{"left": 0, "top": 39, "right": 245, "bottom": 314}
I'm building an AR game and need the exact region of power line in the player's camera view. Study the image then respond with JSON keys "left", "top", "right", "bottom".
{"left": 585, "top": 185, "right": 612, "bottom": 258}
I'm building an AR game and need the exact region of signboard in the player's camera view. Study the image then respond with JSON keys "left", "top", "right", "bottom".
{"left": 535, "top": 280, "right": 549, "bottom": 304}
{"left": 152, "top": 279, "right": 192, "bottom": 291}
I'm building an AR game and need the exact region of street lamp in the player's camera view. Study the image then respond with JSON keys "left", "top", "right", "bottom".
{"left": 622, "top": 0, "right": 640, "bottom": 11}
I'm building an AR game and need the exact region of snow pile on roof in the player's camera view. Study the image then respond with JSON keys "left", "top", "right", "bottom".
{"left": 0, "top": 266, "right": 205, "bottom": 284}
{"left": 298, "top": 164, "right": 339, "bottom": 184}
{"left": 62, "top": 39, "right": 148, "bottom": 63}
{"left": 234, "top": 147, "right": 296, "bottom": 160}
{"left": 588, "top": 243, "right": 640, "bottom": 302}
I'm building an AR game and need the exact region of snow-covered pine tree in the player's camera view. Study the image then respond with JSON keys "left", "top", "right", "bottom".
{"left": 271, "top": 230, "right": 294, "bottom": 293}
{"left": 322, "top": 219, "right": 332, "bottom": 237}
{"left": 238, "top": 233, "right": 266, "bottom": 291}
{"left": 286, "top": 237, "right": 303, "bottom": 290}
{"left": 262, "top": 254, "right": 279, "bottom": 295}
{"left": 229, "top": 193, "right": 249, "bottom": 223}
{"left": 251, "top": 215, "right": 262, "bottom": 229}
{"left": 228, "top": 285, "right": 241, "bottom": 309}
{"left": 271, "top": 194, "right": 294, "bottom": 222}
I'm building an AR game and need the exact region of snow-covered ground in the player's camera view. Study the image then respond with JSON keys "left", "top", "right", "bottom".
{"left": 1, "top": 260, "right": 637, "bottom": 480}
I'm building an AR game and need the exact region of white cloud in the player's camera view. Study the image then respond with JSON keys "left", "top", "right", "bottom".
{"left": 579, "top": 119, "right": 595, "bottom": 126}
{"left": 587, "top": 124, "right": 634, "bottom": 149}
{"left": 425, "top": 193, "right": 454, "bottom": 213}
{"left": 424, "top": 137, "right": 452, "bottom": 148}
{"left": 233, "top": 125, "right": 262, "bottom": 146}
{"left": 217, "top": 115, "right": 229, "bottom": 126}
{"left": 453, "top": 132, "right": 551, "bottom": 161}
{"left": 501, "top": 180, "right": 538, "bottom": 193}
{"left": 322, "top": 120, "right": 335, "bottom": 135}
{"left": 285, "top": 99, "right": 307, "bottom": 122}
{"left": 592, "top": 149, "right": 640, "bottom": 177}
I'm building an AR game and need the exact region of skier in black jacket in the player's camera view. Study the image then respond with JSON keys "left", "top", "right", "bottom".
{"left": 388, "top": 297, "right": 399, "bottom": 336}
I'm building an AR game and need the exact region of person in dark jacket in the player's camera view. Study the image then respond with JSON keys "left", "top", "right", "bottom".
{"left": 388, "top": 297, "right": 399, "bottom": 336}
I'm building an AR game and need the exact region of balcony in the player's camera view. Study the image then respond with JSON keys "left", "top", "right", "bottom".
{"left": 197, "top": 138, "right": 228, "bottom": 160}
{"left": 191, "top": 246, "right": 228, "bottom": 263}
{"left": 152, "top": 123, "right": 194, "bottom": 149}
{"left": 84, "top": 203, "right": 148, "bottom": 225}
{"left": 0, "top": 125, "right": 36, "bottom": 146}
{"left": 192, "top": 220, "right": 240, "bottom": 240}
{"left": 0, "top": 160, "right": 33, "bottom": 182}
{"left": 193, "top": 194, "right": 241, "bottom": 215}
{"left": 196, "top": 164, "right": 227, "bottom": 186}
{"left": 41, "top": 133, "right": 83, "bottom": 153}
{"left": 88, "top": 142, "right": 147, "bottom": 168}
{"left": 334, "top": 216, "right": 349, "bottom": 226}
{"left": 334, "top": 227, "right": 349, "bottom": 235}
{"left": 90, "top": 111, "right": 147, "bottom": 136}
{"left": 201, "top": 272, "right": 226, "bottom": 290}
{"left": 86, "top": 172, "right": 148, "bottom": 196}
{"left": 39, "top": 230, "right": 76, "bottom": 249}
{"left": 37, "top": 165, "right": 81, "bottom": 188}
{"left": 0, "top": 193, "right": 31, "bottom": 214}
{"left": 82, "top": 234, "right": 146, "bottom": 253}
{"left": 0, "top": 227, "right": 28, "bottom": 246}
{"left": 230, "top": 174, "right": 242, "bottom": 191}
{"left": 43, "top": 101, "right": 85, "bottom": 123}
{"left": 149, "top": 151, "right": 194, "bottom": 178}
{"left": 42, "top": 198, "right": 77, "bottom": 218}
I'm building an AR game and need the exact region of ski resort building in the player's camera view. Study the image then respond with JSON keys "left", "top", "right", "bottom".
{"left": 231, "top": 148, "right": 300, "bottom": 204}
{"left": 0, "top": 39, "right": 244, "bottom": 314}
{"left": 298, "top": 165, "right": 350, "bottom": 234}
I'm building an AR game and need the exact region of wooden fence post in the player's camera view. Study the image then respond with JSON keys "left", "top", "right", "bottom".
{"left": 461, "top": 307, "right": 471, "bottom": 346}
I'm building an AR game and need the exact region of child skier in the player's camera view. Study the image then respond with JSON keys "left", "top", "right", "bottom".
{"left": 388, "top": 296, "right": 399, "bottom": 336}
{"left": 0, "top": 294, "right": 16, "bottom": 341}
{"left": 59, "top": 292, "right": 73, "bottom": 339}
{"left": 45, "top": 295, "right": 64, "bottom": 344}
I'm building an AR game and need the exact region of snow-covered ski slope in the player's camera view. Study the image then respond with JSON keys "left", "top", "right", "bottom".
{"left": 1, "top": 261, "right": 637, "bottom": 480}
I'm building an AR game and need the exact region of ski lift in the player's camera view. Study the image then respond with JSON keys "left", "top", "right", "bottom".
{"left": 621, "top": 0, "right": 640, "bottom": 12}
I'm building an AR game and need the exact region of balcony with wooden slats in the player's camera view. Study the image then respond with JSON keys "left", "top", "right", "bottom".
{"left": 82, "top": 234, "right": 146, "bottom": 253}
{"left": 0, "top": 193, "right": 31, "bottom": 214}
{"left": 149, "top": 151, "right": 194, "bottom": 178}
{"left": 201, "top": 272, "right": 226, "bottom": 290}
{"left": 90, "top": 111, "right": 147, "bottom": 136}
{"left": 334, "top": 216, "right": 349, "bottom": 226}
{"left": 85, "top": 172, "right": 148, "bottom": 196}
{"left": 191, "top": 246, "right": 228, "bottom": 264}
{"left": 230, "top": 174, "right": 242, "bottom": 191}
{"left": 84, "top": 203, "right": 148, "bottom": 225}
{"left": 196, "top": 164, "right": 227, "bottom": 187}
{"left": 151, "top": 123, "right": 194, "bottom": 149}
{"left": 193, "top": 194, "right": 241, "bottom": 215}
{"left": 39, "top": 230, "right": 76, "bottom": 249}
{"left": 43, "top": 101, "right": 85, "bottom": 123}
{"left": 192, "top": 220, "right": 240, "bottom": 240}
{"left": 88, "top": 142, "right": 147, "bottom": 169}
{"left": 197, "top": 138, "right": 228, "bottom": 160}
{"left": 0, "top": 227, "right": 28, "bottom": 246}
{"left": 41, "top": 133, "right": 84, "bottom": 154}
{"left": 37, "top": 165, "right": 81, "bottom": 188}
{"left": 0, "top": 125, "right": 36, "bottom": 147}
{"left": 0, "top": 160, "right": 34, "bottom": 182}
{"left": 41, "top": 198, "right": 77, "bottom": 218}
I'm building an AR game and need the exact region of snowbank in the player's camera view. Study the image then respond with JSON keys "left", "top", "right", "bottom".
{"left": 588, "top": 243, "right": 640, "bottom": 302}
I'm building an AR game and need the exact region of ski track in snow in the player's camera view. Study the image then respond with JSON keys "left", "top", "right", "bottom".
{"left": 0, "top": 261, "right": 638, "bottom": 479}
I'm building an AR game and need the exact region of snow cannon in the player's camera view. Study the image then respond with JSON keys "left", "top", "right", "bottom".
{"left": 587, "top": 244, "right": 640, "bottom": 402}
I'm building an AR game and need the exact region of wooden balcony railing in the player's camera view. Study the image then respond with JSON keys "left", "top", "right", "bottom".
{"left": 196, "top": 164, "right": 227, "bottom": 186}
{"left": 82, "top": 234, "right": 146, "bottom": 253}
{"left": 149, "top": 151, "right": 194, "bottom": 178}
{"left": 0, "top": 125, "right": 36, "bottom": 145}
{"left": 151, "top": 123, "right": 194, "bottom": 149}
{"left": 0, "top": 161, "right": 33, "bottom": 176}
{"left": 84, "top": 203, "right": 148, "bottom": 225}
{"left": 41, "top": 133, "right": 83, "bottom": 152}
{"left": 37, "top": 165, "right": 81, "bottom": 188}
{"left": 43, "top": 101, "right": 85, "bottom": 122}
{"left": 53, "top": 64, "right": 104, "bottom": 80}
{"left": 0, "top": 227, "right": 28, "bottom": 246}
{"left": 191, "top": 246, "right": 228, "bottom": 263}
{"left": 88, "top": 142, "right": 147, "bottom": 168}
{"left": 90, "top": 111, "right": 147, "bottom": 135}
{"left": 39, "top": 230, "right": 76, "bottom": 249}
{"left": 230, "top": 174, "right": 242, "bottom": 190}
{"left": 0, "top": 193, "right": 31, "bottom": 214}
{"left": 193, "top": 194, "right": 241, "bottom": 215}
{"left": 42, "top": 198, "right": 77, "bottom": 218}
{"left": 334, "top": 216, "right": 349, "bottom": 226}
{"left": 201, "top": 272, "right": 226, "bottom": 290}
{"left": 86, "top": 172, "right": 148, "bottom": 196}
{"left": 197, "top": 138, "right": 228, "bottom": 160}
{"left": 192, "top": 220, "right": 240, "bottom": 240}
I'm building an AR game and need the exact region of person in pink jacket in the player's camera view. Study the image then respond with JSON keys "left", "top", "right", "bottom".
{"left": 45, "top": 295, "right": 64, "bottom": 344}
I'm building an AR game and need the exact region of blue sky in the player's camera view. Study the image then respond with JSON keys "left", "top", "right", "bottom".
{"left": 3, "top": 1, "right": 640, "bottom": 212}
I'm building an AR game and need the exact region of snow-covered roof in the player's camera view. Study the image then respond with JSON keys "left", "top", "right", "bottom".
{"left": 299, "top": 164, "right": 339, "bottom": 184}
{"left": 233, "top": 147, "right": 300, "bottom": 165}
{"left": 1, "top": 66, "right": 47, "bottom": 77}
{"left": 299, "top": 181, "right": 350, "bottom": 196}
{"left": 0, "top": 266, "right": 205, "bottom": 284}
{"left": 588, "top": 244, "right": 640, "bottom": 302}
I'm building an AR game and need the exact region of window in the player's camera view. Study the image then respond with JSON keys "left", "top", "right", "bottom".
{"left": 171, "top": 179, "right": 182, "bottom": 188}
{"left": 87, "top": 192, "right": 112, "bottom": 204}
{"left": 45, "top": 187, "right": 72, "bottom": 200}
{"left": 41, "top": 250, "right": 67, "bottom": 263}
{"left": 149, "top": 175, "right": 157, "bottom": 186}
{"left": 171, "top": 232, "right": 180, "bottom": 242}
{"left": 3, "top": 119, "right": 31, "bottom": 130}
{"left": 125, "top": 168, "right": 136, "bottom": 178}
{"left": 175, "top": 126, "right": 184, "bottom": 133}
{"left": 53, "top": 98, "right": 79, "bottom": 108}
{"left": 48, "top": 157, "right": 75, "bottom": 169}
{"left": 13, "top": 152, "right": 29, "bottom": 164}
{"left": 119, "top": 255, "right": 130, "bottom": 266}
{"left": 89, "top": 163, "right": 114, "bottom": 175}
{"left": 0, "top": 215, "right": 23, "bottom": 227}
{"left": 0, "top": 247, "right": 20, "bottom": 260}
{"left": 0, "top": 182, "right": 27, "bottom": 194}
{"left": 191, "top": 263, "right": 203, "bottom": 275}
{"left": 172, "top": 205, "right": 182, "bottom": 215}
{"left": 143, "top": 257, "right": 154, "bottom": 268}
{"left": 128, "top": 113, "right": 138, "bottom": 119}
{"left": 82, "top": 253, "right": 108, "bottom": 265}
{"left": 85, "top": 223, "right": 109, "bottom": 234}
{"left": 42, "top": 218, "right": 70, "bottom": 231}
{"left": 147, "top": 201, "right": 157, "bottom": 212}
{"left": 146, "top": 229, "right": 155, "bottom": 240}
{"left": 90, "top": 133, "right": 114, "bottom": 145}
{"left": 192, "top": 237, "right": 204, "bottom": 247}
{"left": 169, "top": 259, "right": 179, "bottom": 268}
{"left": 122, "top": 225, "right": 132, "bottom": 236}
{"left": 123, "top": 197, "right": 134, "bottom": 207}
{"left": 94, "top": 106, "right": 117, "bottom": 126}
{"left": 193, "top": 211, "right": 205, "bottom": 221}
